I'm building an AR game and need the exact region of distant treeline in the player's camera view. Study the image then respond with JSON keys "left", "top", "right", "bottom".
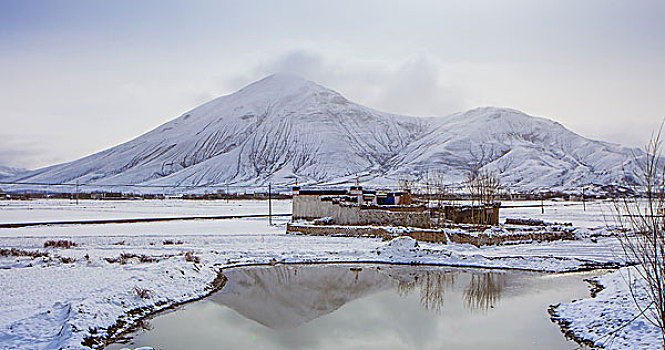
{"left": 0, "top": 190, "right": 616, "bottom": 201}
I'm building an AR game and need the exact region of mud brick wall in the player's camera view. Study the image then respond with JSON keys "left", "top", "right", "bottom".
{"left": 442, "top": 205, "right": 500, "bottom": 225}
{"left": 447, "top": 230, "right": 575, "bottom": 246}
{"left": 286, "top": 223, "right": 448, "bottom": 244}
{"left": 287, "top": 223, "right": 574, "bottom": 247}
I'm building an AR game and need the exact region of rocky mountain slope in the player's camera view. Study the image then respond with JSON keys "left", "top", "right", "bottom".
{"left": 7, "top": 74, "right": 647, "bottom": 192}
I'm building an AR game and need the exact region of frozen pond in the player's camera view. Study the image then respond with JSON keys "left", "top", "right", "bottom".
{"left": 109, "top": 264, "right": 600, "bottom": 350}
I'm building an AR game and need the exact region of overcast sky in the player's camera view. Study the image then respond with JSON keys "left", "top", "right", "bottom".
{"left": 1, "top": 0, "right": 663, "bottom": 169}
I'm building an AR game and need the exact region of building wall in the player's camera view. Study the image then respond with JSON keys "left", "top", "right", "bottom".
{"left": 293, "top": 195, "right": 340, "bottom": 220}
{"left": 293, "top": 194, "right": 499, "bottom": 227}
{"left": 293, "top": 194, "right": 430, "bottom": 228}
{"left": 333, "top": 204, "right": 430, "bottom": 228}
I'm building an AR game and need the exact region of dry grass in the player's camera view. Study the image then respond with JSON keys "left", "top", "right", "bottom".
{"left": 59, "top": 256, "right": 76, "bottom": 264}
{"left": 105, "top": 253, "right": 158, "bottom": 265}
{"left": 133, "top": 286, "right": 152, "bottom": 299}
{"left": 44, "top": 240, "right": 78, "bottom": 249}
{"left": 184, "top": 251, "right": 200, "bottom": 263}
{"left": 0, "top": 248, "right": 49, "bottom": 258}
{"left": 162, "top": 240, "right": 184, "bottom": 245}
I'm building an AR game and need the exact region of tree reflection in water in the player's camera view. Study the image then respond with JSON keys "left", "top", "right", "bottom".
{"left": 395, "top": 269, "right": 508, "bottom": 313}
{"left": 396, "top": 270, "right": 456, "bottom": 312}
{"left": 464, "top": 271, "right": 508, "bottom": 312}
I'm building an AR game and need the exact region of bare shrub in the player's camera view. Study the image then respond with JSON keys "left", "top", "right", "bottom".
{"left": 44, "top": 240, "right": 78, "bottom": 249}
{"left": 133, "top": 286, "right": 152, "bottom": 299}
{"left": 137, "top": 318, "right": 153, "bottom": 330}
{"left": 163, "top": 240, "right": 184, "bottom": 245}
{"left": 0, "top": 248, "right": 49, "bottom": 258}
{"left": 105, "top": 253, "right": 157, "bottom": 265}
{"left": 184, "top": 251, "right": 200, "bottom": 263}
{"left": 614, "top": 125, "right": 665, "bottom": 345}
{"left": 59, "top": 256, "right": 76, "bottom": 264}
{"left": 138, "top": 254, "right": 157, "bottom": 263}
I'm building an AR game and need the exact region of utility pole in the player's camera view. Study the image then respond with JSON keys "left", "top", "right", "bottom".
{"left": 540, "top": 194, "right": 544, "bottom": 214}
{"left": 582, "top": 187, "right": 586, "bottom": 211}
{"left": 226, "top": 184, "right": 230, "bottom": 203}
{"left": 75, "top": 181, "right": 79, "bottom": 205}
{"left": 268, "top": 183, "right": 272, "bottom": 226}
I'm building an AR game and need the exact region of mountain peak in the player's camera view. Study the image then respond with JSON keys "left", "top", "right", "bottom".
{"left": 237, "top": 73, "right": 324, "bottom": 96}
{"left": 221, "top": 73, "right": 351, "bottom": 110}
{"left": 262, "top": 72, "right": 309, "bottom": 84}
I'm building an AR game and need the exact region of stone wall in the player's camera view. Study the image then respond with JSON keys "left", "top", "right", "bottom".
{"left": 286, "top": 223, "right": 575, "bottom": 246}
{"left": 286, "top": 223, "right": 449, "bottom": 244}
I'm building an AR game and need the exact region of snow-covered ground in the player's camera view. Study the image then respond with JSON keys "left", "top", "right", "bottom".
{"left": 0, "top": 199, "right": 291, "bottom": 224}
{"left": 499, "top": 199, "right": 616, "bottom": 228}
{"left": 0, "top": 198, "right": 613, "bottom": 227}
{"left": 0, "top": 199, "right": 659, "bottom": 349}
{"left": 552, "top": 267, "right": 663, "bottom": 350}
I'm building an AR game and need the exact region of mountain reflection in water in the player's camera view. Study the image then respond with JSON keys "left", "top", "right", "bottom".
{"left": 108, "top": 264, "right": 599, "bottom": 350}
{"left": 213, "top": 265, "right": 511, "bottom": 329}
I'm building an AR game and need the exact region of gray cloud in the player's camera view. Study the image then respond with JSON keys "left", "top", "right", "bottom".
{"left": 0, "top": 135, "right": 50, "bottom": 170}
{"left": 237, "top": 49, "right": 468, "bottom": 117}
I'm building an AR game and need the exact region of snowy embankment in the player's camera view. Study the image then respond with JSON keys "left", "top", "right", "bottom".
{"left": 0, "top": 199, "right": 658, "bottom": 349}
{"left": 551, "top": 267, "right": 663, "bottom": 350}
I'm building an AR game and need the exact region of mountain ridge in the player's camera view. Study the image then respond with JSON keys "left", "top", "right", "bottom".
{"left": 6, "top": 74, "right": 645, "bottom": 192}
{"left": 0, "top": 165, "right": 28, "bottom": 179}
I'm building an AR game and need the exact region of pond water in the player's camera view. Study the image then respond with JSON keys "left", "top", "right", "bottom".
{"left": 108, "top": 264, "right": 599, "bottom": 350}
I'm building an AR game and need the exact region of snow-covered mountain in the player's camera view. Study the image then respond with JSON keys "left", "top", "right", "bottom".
{"left": 7, "top": 74, "right": 647, "bottom": 192}
{"left": 0, "top": 165, "right": 27, "bottom": 179}
{"left": 381, "top": 107, "right": 643, "bottom": 190}
{"left": 10, "top": 74, "right": 425, "bottom": 190}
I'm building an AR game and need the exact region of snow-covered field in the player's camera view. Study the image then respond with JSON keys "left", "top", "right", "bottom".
{"left": 0, "top": 199, "right": 291, "bottom": 225}
{"left": 0, "top": 199, "right": 659, "bottom": 349}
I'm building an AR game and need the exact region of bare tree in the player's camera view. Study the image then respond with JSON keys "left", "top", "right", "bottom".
{"left": 466, "top": 169, "right": 501, "bottom": 205}
{"left": 429, "top": 171, "right": 448, "bottom": 206}
{"left": 614, "top": 125, "right": 665, "bottom": 346}
{"left": 428, "top": 171, "right": 449, "bottom": 226}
